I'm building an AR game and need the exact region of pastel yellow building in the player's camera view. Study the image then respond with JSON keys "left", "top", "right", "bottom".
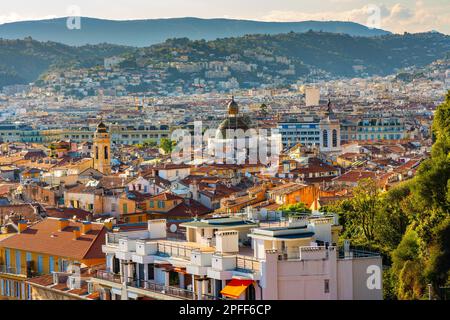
{"left": 0, "top": 219, "right": 106, "bottom": 300}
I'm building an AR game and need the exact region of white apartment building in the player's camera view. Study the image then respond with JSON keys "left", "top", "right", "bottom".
{"left": 91, "top": 215, "right": 382, "bottom": 300}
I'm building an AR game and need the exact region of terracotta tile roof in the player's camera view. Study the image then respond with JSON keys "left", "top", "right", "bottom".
{"left": 99, "top": 176, "right": 130, "bottom": 189}
{"left": 268, "top": 182, "right": 307, "bottom": 195}
{"left": 65, "top": 183, "right": 102, "bottom": 195}
{"left": 26, "top": 274, "right": 54, "bottom": 286}
{"left": 149, "top": 192, "right": 184, "bottom": 201}
{"left": 250, "top": 200, "right": 280, "bottom": 211}
{"left": 0, "top": 218, "right": 106, "bottom": 261}
{"left": 149, "top": 164, "right": 191, "bottom": 170}
{"left": 332, "top": 170, "right": 377, "bottom": 183}
{"left": 0, "top": 204, "right": 40, "bottom": 223}
{"left": 124, "top": 190, "right": 154, "bottom": 202}
{"left": 198, "top": 183, "right": 241, "bottom": 200}
{"left": 44, "top": 207, "right": 93, "bottom": 221}
{"left": 290, "top": 158, "right": 339, "bottom": 175}
{"left": 164, "top": 199, "right": 211, "bottom": 217}
{"left": 86, "top": 291, "right": 100, "bottom": 300}
{"left": 68, "top": 287, "right": 89, "bottom": 295}
{"left": 52, "top": 283, "right": 69, "bottom": 291}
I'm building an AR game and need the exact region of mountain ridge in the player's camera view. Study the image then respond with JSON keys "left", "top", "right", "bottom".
{"left": 0, "top": 17, "right": 391, "bottom": 47}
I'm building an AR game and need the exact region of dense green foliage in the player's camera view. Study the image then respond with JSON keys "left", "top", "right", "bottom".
{"left": 0, "top": 37, "right": 131, "bottom": 87}
{"left": 326, "top": 91, "right": 450, "bottom": 299}
{"left": 132, "top": 31, "right": 450, "bottom": 79}
{"left": 159, "top": 138, "right": 176, "bottom": 155}
{"left": 1, "top": 31, "right": 449, "bottom": 88}
{"left": 279, "top": 203, "right": 312, "bottom": 216}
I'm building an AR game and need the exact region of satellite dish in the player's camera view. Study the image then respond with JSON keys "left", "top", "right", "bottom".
{"left": 169, "top": 224, "right": 177, "bottom": 233}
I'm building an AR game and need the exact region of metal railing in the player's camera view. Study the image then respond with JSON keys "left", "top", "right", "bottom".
{"left": 96, "top": 270, "right": 122, "bottom": 283}
{"left": 95, "top": 270, "right": 196, "bottom": 300}
{"left": 236, "top": 256, "right": 260, "bottom": 273}
{"left": 0, "top": 265, "right": 37, "bottom": 277}
{"left": 157, "top": 242, "right": 193, "bottom": 259}
{"left": 106, "top": 233, "right": 124, "bottom": 245}
{"left": 338, "top": 247, "right": 380, "bottom": 259}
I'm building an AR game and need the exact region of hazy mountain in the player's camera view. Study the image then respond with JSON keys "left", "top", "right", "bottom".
{"left": 0, "top": 17, "right": 391, "bottom": 47}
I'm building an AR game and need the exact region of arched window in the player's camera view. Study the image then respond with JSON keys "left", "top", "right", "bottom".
{"left": 95, "top": 146, "right": 99, "bottom": 160}
{"left": 323, "top": 130, "right": 328, "bottom": 148}
{"left": 104, "top": 146, "right": 109, "bottom": 160}
{"left": 332, "top": 129, "right": 338, "bottom": 148}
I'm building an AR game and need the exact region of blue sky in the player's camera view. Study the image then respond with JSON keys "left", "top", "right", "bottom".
{"left": 1, "top": 0, "right": 449, "bottom": 34}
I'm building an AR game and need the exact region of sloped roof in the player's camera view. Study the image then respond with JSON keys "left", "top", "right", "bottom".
{"left": 0, "top": 218, "right": 106, "bottom": 261}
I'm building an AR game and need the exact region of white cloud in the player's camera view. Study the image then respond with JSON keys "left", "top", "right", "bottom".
{"left": 259, "top": 1, "right": 450, "bottom": 34}
{"left": 0, "top": 13, "right": 58, "bottom": 25}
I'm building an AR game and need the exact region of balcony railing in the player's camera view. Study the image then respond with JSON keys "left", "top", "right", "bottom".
{"left": 0, "top": 265, "right": 39, "bottom": 277}
{"left": 236, "top": 256, "right": 260, "bottom": 273}
{"left": 95, "top": 270, "right": 195, "bottom": 300}
{"left": 106, "top": 233, "right": 124, "bottom": 245}
{"left": 338, "top": 247, "right": 380, "bottom": 259}
{"left": 156, "top": 242, "right": 193, "bottom": 259}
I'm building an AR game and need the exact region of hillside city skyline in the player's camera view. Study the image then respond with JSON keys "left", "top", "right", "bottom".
{"left": 0, "top": 0, "right": 449, "bottom": 305}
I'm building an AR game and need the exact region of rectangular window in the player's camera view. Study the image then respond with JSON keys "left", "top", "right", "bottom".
{"left": 123, "top": 203, "right": 128, "bottom": 215}
{"left": 15, "top": 282, "right": 20, "bottom": 298}
{"left": 37, "top": 256, "right": 43, "bottom": 274}
{"left": 49, "top": 257, "right": 54, "bottom": 273}
{"left": 150, "top": 201, "right": 154, "bottom": 208}
{"left": 62, "top": 260, "right": 69, "bottom": 272}
{"left": 58, "top": 258, "right": 63, "bottom": 272}
{"left": 324, "top": 279, "right": 330, "bottom": 293}
{"left": 26, "top": 252, "right": 32, "bottom": 274}
{"left": 5, "top": 249, "right": 10, "bottom": 269}
{"left": 15, "top": 251, "right": 21, "bottom": 275}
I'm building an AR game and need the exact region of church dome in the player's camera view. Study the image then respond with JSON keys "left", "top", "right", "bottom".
{"left": 216, "top": 115, "right": 252, "bottom": 139}
{"left": 96, "top": 121, "right": 108, "bottom": 133}
{"left": 215, "top": 97, "right": 253, "bottom": 139}
{"left": 227, "top": 96, "right": 239, "bottom": 116}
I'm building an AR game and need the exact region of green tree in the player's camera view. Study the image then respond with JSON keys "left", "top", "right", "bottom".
{"left": 339, "top": 178, "right": 381, "bottom": 243}
{"left": 159, "top": 138, "right": 176, "bottom": 154}
{"left": 279, "top": 203, "right": 311, "bottom": 216}
{"left": 376, "top": 182, "right": 412, "bottom": 251}
{"left": 391, "top": 229, "right": 425, "bottom": 300}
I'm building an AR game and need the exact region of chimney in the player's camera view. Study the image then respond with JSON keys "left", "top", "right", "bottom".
{"left": 104, "top": 221, "right": 113, "bottom": 230}
{"left": 73, "top": 227, "right": 81, "bottom": 240}
{"left": 18, "top": 220, "right": 28, "bottom": 233}
{"left": 81, "top": 221, "right": 92, "bottom": 235}
{"left": 58, "top": 218, "right": 69, "bottom": 231}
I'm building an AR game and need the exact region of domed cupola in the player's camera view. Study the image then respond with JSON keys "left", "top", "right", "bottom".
{"left": 96, "top": 121, "right": 108, "bottom": 133}
{"left": 227, "top": 96, "right": 239, "bottom": 116}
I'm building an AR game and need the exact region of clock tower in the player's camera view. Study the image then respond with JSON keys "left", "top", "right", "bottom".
{"left": 93, "top": 121, "right": 111, "bottom": 175}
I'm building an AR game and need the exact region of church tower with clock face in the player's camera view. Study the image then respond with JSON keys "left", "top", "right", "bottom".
{"left": 93, "top": 121, "right": 111, "bottom": 175}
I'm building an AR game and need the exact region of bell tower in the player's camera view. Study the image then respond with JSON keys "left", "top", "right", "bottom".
{"left": 93, "top": 121, "right": 111, "bottom": 175}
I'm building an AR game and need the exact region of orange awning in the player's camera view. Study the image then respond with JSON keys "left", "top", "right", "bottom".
{"left": 173, "top": 267, "right": 187, "bottom": 274}
{"left": 220, "top": 279, "right": 253, "bottom": 299}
